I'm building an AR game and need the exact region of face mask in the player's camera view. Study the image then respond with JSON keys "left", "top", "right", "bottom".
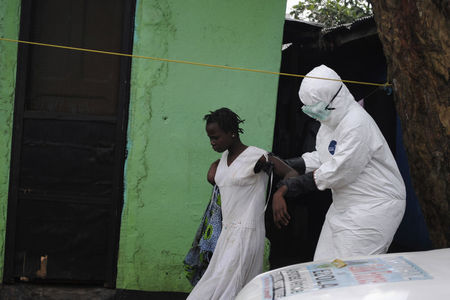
{"left": 301, "top": 84, "right": 343, "bottom": 121}
{"left": 301, "top": 101, "right": 331, "bottom": 121}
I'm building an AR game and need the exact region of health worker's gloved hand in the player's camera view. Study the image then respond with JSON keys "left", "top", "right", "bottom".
{"left": 276, "top": 172, "right": 318, "bottom": 197}
{"left": 254, "top": 158, "right": 274, "bottom": 175}
{"left": 283, "top": 157, "right": 306, "bottom": 174}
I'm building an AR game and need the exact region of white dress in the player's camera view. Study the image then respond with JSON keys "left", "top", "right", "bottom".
{"left": 187, "top": 146, "right": 269, "bottom": 300}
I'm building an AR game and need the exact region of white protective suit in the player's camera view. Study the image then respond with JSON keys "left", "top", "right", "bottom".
{"left": 299, "top": 65, "right": 406, "bottom": 261}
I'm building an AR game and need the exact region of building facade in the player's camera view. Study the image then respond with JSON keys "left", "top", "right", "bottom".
{"left": 0, "top": 0, "right": 286, "bottom": 293}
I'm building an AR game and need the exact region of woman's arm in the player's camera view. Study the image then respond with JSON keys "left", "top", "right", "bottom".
{"left": 254, "top": 154, "right": 298, "bottom": 178}
{"left": 207, "top": 159, "right": 220, "bottom": 185}
{"left": 269, "top": 155, "right": 298, "bottom": 229}
{"left": 269, "top": 155, "right": 299, "bottom": 179}
{"left": 255, "top": 155, "right": 298, "bottom": 229}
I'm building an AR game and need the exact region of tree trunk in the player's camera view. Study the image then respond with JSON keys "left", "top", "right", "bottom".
{"left": 371, "top": 0, "right": 449, "bottom": 248}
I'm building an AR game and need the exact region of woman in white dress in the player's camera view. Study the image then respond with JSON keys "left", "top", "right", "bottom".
{"left": 187, "top": 108, "right": 297, "bottom": 300}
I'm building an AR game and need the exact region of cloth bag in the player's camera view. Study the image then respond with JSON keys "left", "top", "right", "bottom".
{"left": 183, "top": 185, "right": 222, "bottom": 286}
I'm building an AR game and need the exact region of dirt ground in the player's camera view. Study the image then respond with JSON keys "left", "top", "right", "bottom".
{"left": 0, "top": 283, "right": 188, "bottom": 300}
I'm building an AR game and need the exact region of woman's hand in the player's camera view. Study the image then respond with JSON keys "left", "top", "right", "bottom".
{"left": 207, "top": 159, "right": 220, "bottom": 185}
{"left": 272, "top": 185, "right": 290, "bottom": 229}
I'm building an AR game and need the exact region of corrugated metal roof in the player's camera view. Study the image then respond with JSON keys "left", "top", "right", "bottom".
{"left": 282, "top": 15, "right": 377, "bottom": 47}
{"left": 321, "top": 15, "right": 374, "bottom": 34}
{"left": 284, "top": 15, "right": 324, "bottom": 28}
{"left": 283, "top": 16, "right": 324, "bottom": 45}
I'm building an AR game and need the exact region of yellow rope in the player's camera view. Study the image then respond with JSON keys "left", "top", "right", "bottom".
{"left": 0, "top": 37, "right": 391, "bottom": 87}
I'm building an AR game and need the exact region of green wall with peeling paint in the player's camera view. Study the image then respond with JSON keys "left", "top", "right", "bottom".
{"left": 116, "top": 0, "right": 286, "bottom": 292}
{"left": 0, "top": 0, "right": 20, "bottom": 281}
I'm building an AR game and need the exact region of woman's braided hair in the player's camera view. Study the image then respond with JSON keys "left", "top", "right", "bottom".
{"left": 203, "top": 107, "right": 245, "bottom": 134}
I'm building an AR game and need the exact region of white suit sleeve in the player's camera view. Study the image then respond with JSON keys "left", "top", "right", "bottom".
{"left": 314, "top": 124, "right": 381, "bottom": 190}
{"left": 302, "top": 151, "right": 321, "bottom": 173}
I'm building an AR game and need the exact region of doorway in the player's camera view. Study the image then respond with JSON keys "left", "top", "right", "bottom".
{"left": 4, "top": 0, "right": 135, "bottom": 287}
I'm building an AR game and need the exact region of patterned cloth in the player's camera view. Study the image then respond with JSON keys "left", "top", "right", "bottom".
{"left": 184, "top": 185, "right": 222, "bottom": 286}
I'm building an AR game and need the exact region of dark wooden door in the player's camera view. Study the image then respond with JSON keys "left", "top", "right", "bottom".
{"left": 4, "top": 0, "right": 135, "bottom": 286}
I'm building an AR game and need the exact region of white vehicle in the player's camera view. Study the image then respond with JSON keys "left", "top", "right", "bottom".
{"left": 236, "top": 248, "right": 450, "bottom": 300}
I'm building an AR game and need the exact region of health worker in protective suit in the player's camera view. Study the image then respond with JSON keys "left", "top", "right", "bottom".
{"left": 272, "top": 65, "right": 406, "bottom": 261}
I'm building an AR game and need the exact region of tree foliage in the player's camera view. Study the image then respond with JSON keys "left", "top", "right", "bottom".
{"left": 290, "top": 0, "right": 373, "bottom": 27}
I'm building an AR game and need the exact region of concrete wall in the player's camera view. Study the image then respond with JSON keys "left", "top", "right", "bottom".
{"left": 0, "top": 0, "right": 20, "bottom": 281}
{"left": 116, "top": 0, "right": 285, "bottom": 292}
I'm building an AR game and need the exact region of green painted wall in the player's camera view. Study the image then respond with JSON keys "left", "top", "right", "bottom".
{"left": 0, "top": 0, "right": 285, "bottom": 291}
{"left": 116, "top": 0, "right": 286, "bottom": 292}
{"left": 0, "top": 0, "right": 20, "bottom": 281}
